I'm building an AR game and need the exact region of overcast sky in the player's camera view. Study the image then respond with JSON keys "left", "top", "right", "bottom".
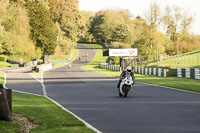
{"left": 79, "top": 0, "right": 200, "bottom": 35}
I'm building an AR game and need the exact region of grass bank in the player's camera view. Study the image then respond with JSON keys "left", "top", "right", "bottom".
{"left": 0, "top": 94, "right": 95, "bottom": 133}
{"left": 141, "top": 50, "right": 200, "bottom": 69}
{"left": 80, "top": 43, "right": 200, "bottom": 93}
{"left": 0, "top": 61, "right": 10, "bottom": 68}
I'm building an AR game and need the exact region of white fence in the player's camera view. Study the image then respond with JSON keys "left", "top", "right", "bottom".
{"left": 99, "top": 63, "right": 121, "bottom": 71}
{"left": 135, "top": 66, "right": 168, "bottom": 77}
{"left": 176, "top": 68, "right": 200, "bottom": 79}
{"left": 36, "top": 63, "right": 53, "bottom": 72}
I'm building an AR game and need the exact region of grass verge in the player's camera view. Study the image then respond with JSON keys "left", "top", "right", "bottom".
{"left": 80, "top": 43, "right": 200, "bottom": 93}
{"left": 0, "top": 72, "right": 4, "bottom": 84}
{"left": 0, "top": 61, "right": 11, "bottom": 68}
{"left": 0, "top": 93, "right": 95, "bottom": 133}
{"left": 0, "top": 72, "right": 95, "bottom": 133}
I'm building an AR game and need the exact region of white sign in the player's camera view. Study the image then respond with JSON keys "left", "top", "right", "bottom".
{"left": 109, "top": 49, "right": 138, "bottom": 56}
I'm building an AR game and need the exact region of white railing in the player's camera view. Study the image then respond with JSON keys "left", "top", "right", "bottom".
{"left": 135, "top": 66, "right": 168, "bottom": 77}
{"left": 176, "top": 68, "right": 200, "bottom": 79}
{"left": 99, "top": 63, "right": 121, "bottom": 71}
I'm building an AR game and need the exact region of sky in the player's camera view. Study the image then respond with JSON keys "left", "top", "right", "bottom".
{"left": 79, "top": 0, "right": 200, "bottom": 35}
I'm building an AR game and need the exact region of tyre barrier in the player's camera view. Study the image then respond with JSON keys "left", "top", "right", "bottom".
{"left": 99, "top": 63, "right": 121, "bottom": 71}
{"left": 135, "top": 66, "right": 168, "bottom": 77}
{"left": 33, "top": 63, "right": 53, "bottom": 72}
{"left": 177, "top": 68, "right": 200, "bottom": 79}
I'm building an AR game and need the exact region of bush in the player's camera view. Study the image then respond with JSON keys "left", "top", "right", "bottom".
{"left": 0, "top": 55, "right": 8, "bottom": 62}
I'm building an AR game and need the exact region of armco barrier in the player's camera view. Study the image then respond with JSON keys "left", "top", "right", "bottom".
{"left": 135, "top": 66, "right": 168, "bottom": 77}
{"left": 99, "top": 63, "right": 121, "bottom": 71}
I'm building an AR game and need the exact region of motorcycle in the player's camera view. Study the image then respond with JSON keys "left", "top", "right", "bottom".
{"left": 118, "top": 75, "right": 134, "bottom": 97}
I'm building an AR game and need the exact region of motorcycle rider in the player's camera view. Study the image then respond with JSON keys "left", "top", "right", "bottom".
{"left": 117, "top": 66, "right": 135, "bottom": 88}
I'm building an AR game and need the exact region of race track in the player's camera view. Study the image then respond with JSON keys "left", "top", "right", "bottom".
{"left": 43, "top": 45, "right": 200, "bottom": 133}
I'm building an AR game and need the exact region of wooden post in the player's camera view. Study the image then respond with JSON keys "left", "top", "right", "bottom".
{"left": 0, "top": 88, "right": 12, "bottom": 121}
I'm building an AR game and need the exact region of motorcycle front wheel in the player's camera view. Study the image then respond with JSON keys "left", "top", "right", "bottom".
{"left": 118, "top": 87, "right": 123, "bottom": 97}
{"left": 124, "top": 85, "right": 131, "bottom": 97}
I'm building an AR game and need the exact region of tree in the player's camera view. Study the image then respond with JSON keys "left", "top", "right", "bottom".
{"left": 163, "top": 6, "right": 193, "bottom": 55}
{"left": 0, "top": 0, "right": 35, "bottom": 56}
{"left": 145, "top": 2, "right": 162, "bottom": 59}
{"left": 89, "top": 9, "right": 134, "bottom": 44}
{"left": 79, "top": 11, "right": 93, "bottom": 42}
{"left": 49, "top": 0, "right": 83, "bottom": 42}
{"left": 27, "top": 1, "right": 58, "bottom": 56}
{"left": 88, "top": 11, "right": 105, "bottom": 42}
{"left": 181, "top": 12, "right": 193, "bottom": 35}
{"left": 49, "top": 0, "right": 84, "bottom": 55}
{"left": 133, "top": 31, "right": 152, "bottom": 60}
{"left": 112, "top": 24, "right": 133, "bottom": 43}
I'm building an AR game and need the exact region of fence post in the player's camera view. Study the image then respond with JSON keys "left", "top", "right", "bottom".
{"left": 158, "top": 68, "right": 161, "bottom": 76}
{"left": 142, "top": 67, "right": 144, "bottom": 74}
{"left": 145, "top": 68, "right": 148, "bottom": 75}
{"left": 149, "top": 68, "right": 151, "bottom": 75}
{"left": 195, "top": 68, "right": 200, "bottom": 79}
{"left": 177, "top": 68, "right": 182, "bottom": 77}
{"left": 135, "top": 66, "right": 137, "bottom": 73}
{"left": 153, "top": 68, "right": 157, "bottom": 76}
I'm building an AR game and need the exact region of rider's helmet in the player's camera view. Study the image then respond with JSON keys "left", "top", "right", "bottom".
{"left": 126, "top": 66, "right": 132, "bottom": 74}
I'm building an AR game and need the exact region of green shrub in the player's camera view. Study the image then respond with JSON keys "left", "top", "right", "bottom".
{"left": 0, "top": 55, "right": 8, "bottom": 62}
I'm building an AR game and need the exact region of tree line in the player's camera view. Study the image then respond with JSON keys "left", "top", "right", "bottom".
{"left": 0, "top": 0, "right": 83, "bottom": 60}
{"left": 80, "top": 2, "right": 200, "bottom": 64}
{"left": 0, "top": 0, "right": 200, "bottom": 64}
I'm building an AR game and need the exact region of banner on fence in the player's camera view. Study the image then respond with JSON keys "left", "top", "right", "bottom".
{"left": 109, "top": 49, "right": 137, "bottom": 56}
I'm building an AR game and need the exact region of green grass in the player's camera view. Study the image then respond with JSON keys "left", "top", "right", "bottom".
{"left": 0, "top": 93, "right": 95, "bottom": 133}
{"left": 81, "top": 43, "right": 200, "bottom": 93}
{"left": 0, "top": 72, "right": 4, "bottom": 85}
{"left": 0, "top": 61, "right": 10, "bottom": 68}
{"left": 142, "top": 50, "right": 200, "bottom": 69}
{"left": 8, "top": 55, "right": 33, "bottom": 64}
{"left": 79, "top": 43, "right": 108, "bottom": 72}
{"left": 14, "top": 94, "right": 94, "bottom": 133}
{"left": 135, "top": 74, "right": 200, "bottom": 92}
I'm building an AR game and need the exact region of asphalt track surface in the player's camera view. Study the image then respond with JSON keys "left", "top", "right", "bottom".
{"left": 6, "top": 72, "right": 43, "bottom": 96}
{"left": 5, "top": 45, "right": 200, "bottom": 133}
{"left": 44, "top": 45, "right": 200, "bottom": 133}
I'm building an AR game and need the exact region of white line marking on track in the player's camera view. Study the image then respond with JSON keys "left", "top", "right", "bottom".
{"left": 12, "top": 90, "right": 43, "bottom": 97}
{"left": 2, "top": 71, "right": 8, "bottom": 89}
{"left": 29, "top": 72, "right": 47, "bottom": 97}
{"left": 45, "top": 96, "right": 102, "bottom": 133}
